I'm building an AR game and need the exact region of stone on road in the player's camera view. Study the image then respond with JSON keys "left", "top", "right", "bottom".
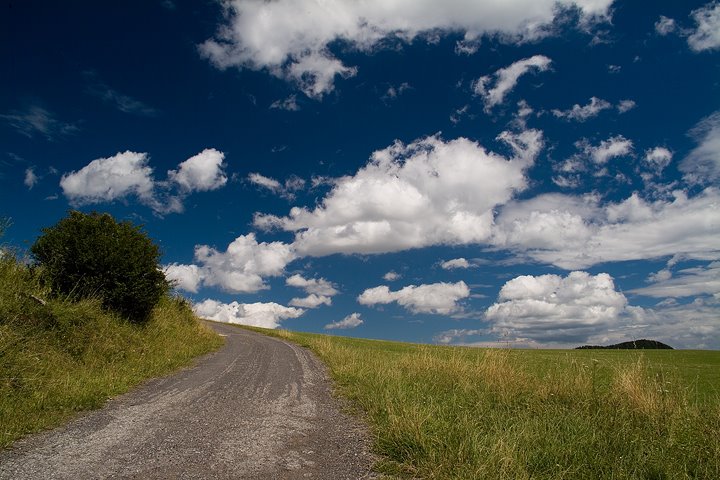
{"left": 0, "top": 323, "right": 376, "bottom": 479}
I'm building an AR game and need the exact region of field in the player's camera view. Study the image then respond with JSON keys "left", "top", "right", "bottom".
{"left": 0, "top": 254, "right": 224, "bottom": 448}
{"left": 251, "top": 327, "right": 720, "bottom": 479}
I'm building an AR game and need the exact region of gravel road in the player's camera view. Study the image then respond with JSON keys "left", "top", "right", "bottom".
{"left": 0, "top": 323, "right": 376, "bottom": 479}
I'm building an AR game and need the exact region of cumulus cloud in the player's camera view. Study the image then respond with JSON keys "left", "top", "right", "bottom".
{"left": 289, "top": 294, "right": 332, "bottom": 308}
{"left": 433, "top": 328, "right": 485, "bottom": 344}
{"left": 630, "top": 262, "right": 720, "bottom": 298}
{"left": 192, "top": 234, "right": 296, "bottom": 293}
{"left": 473, "top": 55, "right": 552, "bottom": 111}
{"left": 59, "top": 149, "right": 228, "bottom": 214}
{"left": 617, "top": 99, "right": 636, "bottom": 113}
{"left": 60, "top": 151, "right": 156, "bottom": 206}
{"left": 200, "top": 1, "right": 610, "bottom": 97}
{"left": 440, "top": 258, "right": 471, "bottom": 269}
{"left": 492, "top": 188, "right": 720, "bottom": 269}
{"left": 655, "top": 15, "right": 677, "bottom": 35}
{"left": 270, "top": 95, "right": 300, "bottom": 111}
{"left": 324, "top": 312, "right": 363, "bottom": 330}
{"left": 383, "top": 271, "right": 401, "bottom": 281}
{"left": 164, "top": 263, "right": 203, "bottom": 293}
{"left": 0, "top": 105, "right": 79, "bottom": 140}
{"left": 583, "top": 135, "right": 634, "bottom": 164}
{"left": 551, "top": 96, "right": 611, "bottom": 121}
{"left": 358, "top": 281, "right": 470, "bottom": 315}
{"left": 485, "top": 271, "right": 628, "bottom": 343}
{"left": 194, "top": 299, "right": 303, "bottom": 329}
{"left": 687, "top": 1, "right": 720, "bottom": 52}
{"left": 644, "top": 147, "right": 673, "bottom": 173}
{"left": 256, "top": 131, "right": 543, "bottom": 256}
{"left": 168, "top": 148, "right": 227, "bottom": 192}
{"left": 680, "top": 111, "right": 720, "bottom": 183}
{"left": 248, "top": 173, "right": 306, "bottom": 200}
{"left": 24, "top": 167, "right": 38, "bottom": 189}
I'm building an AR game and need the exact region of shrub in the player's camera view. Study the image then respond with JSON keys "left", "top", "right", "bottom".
{"left": 30, "top": 211, "right": 169, "bottom": 322}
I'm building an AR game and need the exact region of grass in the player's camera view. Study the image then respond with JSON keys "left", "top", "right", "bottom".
{"left": 246, "top": 327, "right": 720, "bottom": 479}
{"left": 0, "top": 253, "right": 224, "bottom": 448}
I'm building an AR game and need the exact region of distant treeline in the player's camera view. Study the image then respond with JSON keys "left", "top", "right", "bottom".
{"left": 576, "top": 339, "right": 673, "bottom": 350}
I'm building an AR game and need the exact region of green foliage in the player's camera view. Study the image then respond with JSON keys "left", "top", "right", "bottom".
{"left": 30, "top": 211, "right": 169, "bottom": 322}
{"left": 0, "top": 251, "right": 223, "bottom": 448}
{"left": 248, "top": 327, "right": 720, "bottom": 480}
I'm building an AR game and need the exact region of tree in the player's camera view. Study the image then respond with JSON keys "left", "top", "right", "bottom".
{"left": 31, "top": 211, "right": 169, "bottom": 322}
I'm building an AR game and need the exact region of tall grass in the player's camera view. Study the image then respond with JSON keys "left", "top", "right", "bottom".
{"left": 0, "top": 254, "right": 223, "bottom": 448}
{"left": 257, "top": 328, "right": 720, "bottom": 479}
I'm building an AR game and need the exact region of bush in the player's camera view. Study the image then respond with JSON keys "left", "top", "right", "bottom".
{"left": 30, "top": 211, "right": 169, "bottom": 322}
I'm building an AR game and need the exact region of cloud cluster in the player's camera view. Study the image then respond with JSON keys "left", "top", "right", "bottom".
{"left": 473, "top": 55, "right": 552, "bottom": 111}
{"left": 200, "top": 1, "right": 611, "bottom": 97}
{"left": 551, "top": 97, "right": 635, "bottom": 122}
{"left": 631, "top": 262, "right": 720, "bottom": 298}
{"left": 485, "top": 271, "right": 628, "bottom": 342}
{"left": 680, "top": 110, "right": 720, "bottom": 184}
{"left": 256, "top": 131, "right": 543, "bottom": 256}
{"left": 60, "top": 149, "right": 227, "bottom": 214}
{"left": 358, "top": 281, "right": 470, "bottom": 315}
{"left": 493, "top": 188, "right": 720, "bottom": 269}
{"left": 324, "top": 312, "right": 363, "bottom": 330}
{"left": 248, "top": 172, "right": 306, "bottom": 200}
{"left": 687, "top": 1, "right": 720, "bottom": 52}
{"left": 286, "top": 273, "right": 338, "bottom": 308}
{"left": 166, "top": 234, "right": 296, "bottom": 294}
{"left": 440, "top": 258, "right": 471, "bottom": 269}
{"left": 193, "top": 299, "right": 303, "bottom": 329}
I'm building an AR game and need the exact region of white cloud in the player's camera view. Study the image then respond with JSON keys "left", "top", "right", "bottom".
{"left": 194, "top": 299, "right": 303, "bottom": 329}
{"left": 60, "top": 151, "right": 156, "bottom": 205}
{"left": 358, "top": 281, "right": 470, "bottom": 315}
{"left": 286, "top": 274, "right": 338, "bottom": 296}
{"left": 248, "top": 173, "right": 306, "bottom": 200}
{"left": 164, "top": 263, "right": 203, "bottom": 293}
{"left": 687, "top": 1, "right": 720, "bottom": 52}
{"left": 492, "top": 188, "right": 720, "bottom": 269}
{"left": 630, "top": 262, "right": 720, "bottom": 298}
{"left": 583, "top": 135, "right": 633, "bottom": 164}
{"left": 168, "top": 148, "right": 227, "bottom": 192}
{"left": 485, "top": 271, "right": 628, "bottom": 343}
{"left": 256, "top": 131, "right": 543, "bottom": 256}
{"left": 473, "top": 55, "right": 552, "bottom": 111}
{"left": 433, "top": 328, "right": 485, "bottom": 344}
{"left": 617, "top": 99, "right": 636, "bottom": 113}
{"left": 644, "top": 147, "right": 673, "bottom": 173}
{"left": 680, "top": 111, "right": 720, "bottom": 183}
{"left": 646, "top": 268, "right": 672, "bottom": 284}
{"left": 383, "top": 83, "right": 412, "bottom": 101}
{"left": 440, "top": 258, "right": 471, "bottom": 269}
{"left": 655, "top": 15, "right": 677, "bottom": 35}
{"left": 180, "top": 234, "right": 296, "bottom": 293}
{"left": 324, "top": 312, "right": 363, "bottom": 330}
{"left": 200, "top": 1, "right": 610, "bottom": 97}
{"left": 270, "top": 95, "right": 300, "bottom": 111}
{"left": 289, "top": 294, "right": 333, "bottom": 308}
{"left": 383, "top": 271, "right": 401, "bottom": 281}
{"left": 24, "top": 167, "right": 38, "bottom": 189}
{"left": 0, "top": 105, "right": 78, "bottom": 140}
{"left": 551, "top": 96, "right": 611, "bottom": 121}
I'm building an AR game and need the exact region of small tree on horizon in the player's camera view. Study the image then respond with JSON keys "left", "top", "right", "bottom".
{"left": 30, "top": 211, "right": 169, "bottom": 322}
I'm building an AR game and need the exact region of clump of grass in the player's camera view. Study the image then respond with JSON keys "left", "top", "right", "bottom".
{"left": 0, "top": 254, "right": 223, "bottom": 448}
{"left": 250, "top": 327, "right": 720, "bottom": 479}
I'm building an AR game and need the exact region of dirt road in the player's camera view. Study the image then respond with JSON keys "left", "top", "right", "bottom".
{"left": 0, "top": 323, "right": 376, "bottom": 479}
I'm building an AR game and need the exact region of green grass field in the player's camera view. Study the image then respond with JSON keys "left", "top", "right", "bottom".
{"left": 0, "top": 254, "right": 224, "bottom": 448}
{"left": 249, "top": 327, "right": 720, "bottom": 479}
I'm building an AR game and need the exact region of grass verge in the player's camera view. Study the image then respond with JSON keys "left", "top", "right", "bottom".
{"left": 0, "top": 254, "right": 223, "bottom": 448}
{"left": 248, "top": 326, "right": 720, "bottom": 479}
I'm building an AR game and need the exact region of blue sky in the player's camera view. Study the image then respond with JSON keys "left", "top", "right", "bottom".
{"left": 2, "top": 0, "right": 719, "bottom": 348}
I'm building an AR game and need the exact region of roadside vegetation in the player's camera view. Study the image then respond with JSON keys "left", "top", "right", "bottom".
{"left": 0, "top": 214, "right": 222, "bottom": 448}
{"left": 252, "top": 327, "right": 720, "bottom": 479}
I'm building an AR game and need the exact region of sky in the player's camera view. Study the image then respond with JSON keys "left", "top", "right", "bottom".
{"left": 1, "top": 0, "right": 719, "bottom": 349}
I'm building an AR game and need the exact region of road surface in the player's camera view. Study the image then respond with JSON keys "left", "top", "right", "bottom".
{"left": 0, "top": 323, "right": 376, "bottom": 479}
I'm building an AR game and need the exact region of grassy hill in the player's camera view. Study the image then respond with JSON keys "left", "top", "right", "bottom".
{"left": 246, "top": 326, "right": 720, "bottom": 479}
{"left": 0, "top": 253, "right": 223, "bottom": 448}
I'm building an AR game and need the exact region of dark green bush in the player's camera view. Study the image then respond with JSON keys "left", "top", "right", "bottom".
{"left": 30, "top": 211, "right": 169, "bottom": 322}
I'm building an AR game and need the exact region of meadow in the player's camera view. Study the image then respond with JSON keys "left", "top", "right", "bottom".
{"left": 252, "top": 327, "right": 720, "bottom": 479}
{"left": 0, "top": 253, "right": 223, "bottom": 448}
